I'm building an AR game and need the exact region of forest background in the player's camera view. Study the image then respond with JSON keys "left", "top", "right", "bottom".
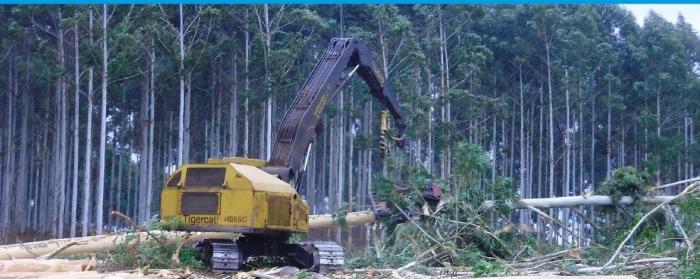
{"left": 0, "top": 5, "right": 698, "bottom": 248}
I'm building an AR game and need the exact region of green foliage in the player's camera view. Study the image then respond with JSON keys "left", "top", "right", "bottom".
{"left": 332, "top": 205, "right": 349, "bottom": 233}
{"left": 108, "top": 219, "right": 203, "bottom": 271}
{"left": 680, "top": 254, "right": 700, "bottom": 279}
{"left": 598, "top": 166, "right": 652, "bottom": 204}
{"left": 490, "top": 177, "right": 515, "bottom": 215}
{"left": 678, "top": 194, "right": 700, "bottom": 278}
{"left": 454, "top": 142, "right": 490, "bottom": 182}
{"left": 472, "top": 260, "right": 502, "bottom": 277}
{"left": 166, "top": 217, "right": 184, "bottom": 231}
{"left": 352, "top": 145, "right": 525, "bottom": 272}
{"left": 296, "top": 271, "right": 312, "bottom": 279}
{"left": 678, "top": 194, "right": 700, "bottom": 234}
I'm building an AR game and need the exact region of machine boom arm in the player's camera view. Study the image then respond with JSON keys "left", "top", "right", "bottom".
{"left": 264, "top": 38, "right": 405, "bottom": 183}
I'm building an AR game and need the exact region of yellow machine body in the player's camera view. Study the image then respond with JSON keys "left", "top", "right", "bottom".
{"left": 160, "top": 157, "right": 309, "bottom": 234}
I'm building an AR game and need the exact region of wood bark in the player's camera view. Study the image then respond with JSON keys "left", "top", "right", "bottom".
{"left": 482, "top": 195, "right": 677, "bottom": 210}
{"left": 0, "top": 231, "right": 237, "bottom": 260}
{"left": 229, "top": 54, "right": 238, "bottom": 156}
{"left": 0, "top": 211, "right": 376, "bottom": 259}
{"left": 95, "top": 4, "right": 108, "bottom": 234}
{"left": 70, "top": 21, "right": 80, "bottom": 238}
{"left": 243, "top": 8, "right": 250, "bottom": 157}
{"left": 17, "top": 47, "right": 30, "bottom": 232}
{"left": 177, "top": 4, "right": 185, "bottom": 166}
{"left": 56, "top": 7, "right": 68, "bottom": 238}
{"left": 0, "top": 259, "right": 94, "bottom": 272}
{"left": 82, "top": 9, "right": 94, "bottom": 237}
{"left": 147, "top": 40, "right": 156, "bottom": 221}
{"left": 2, "top": 50, "right": 14, "bottom": 234}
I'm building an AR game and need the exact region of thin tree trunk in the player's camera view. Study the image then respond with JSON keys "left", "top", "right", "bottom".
{"left": 95, "top": 4, "right": 108, "bottom": 234}
{"left": 17, "top": 51, "right": 30, "bottom": 233}
{"left": 147, "top": 41, "right": 155, "bottom": 219}
{"left": 2, "top": 54, "right": 15, "bottom": 234}
{"left": 229, "top": 54, "right": 238, "bottom": 156}
{"left": 519, "top": 65, "right": 527, "bottom": 224}
{"left": 546, "top": 42, "right": 554, "bottom": 200}
{"left": 177, "top": 4, "right": 185, "bottom": 166}
{"left": 243, "top": 9, "right": 250, "bottom": 157}
{"left": 57, "top": 7, "right": 68, "bottom": 238}
{"left": 108, "top": 142, "right": 116, "bottom": 229}
{"left": 607, "top": 68, "right": 612, "bottom": 178}
{"left": 81, "top": 9, "right": 94, "bottom": 237}
{"left": 139, "top": 67, "right": 149, "bottom": 223}
{"left": 545, "top": 40, "right": 556, "bottom": 244}
{"left": 70, "top": 21, "right": 80, "bottom": 238}
{"left": 656, "top": 89, "right": 661, "bottom": 187}
{"left": 116, "top": 152, "right": 122, "bottom": 220}
{"left": 184, "top": 72, "right": 191, "bottom": 164}
{"left": 260, "top": 4, "right": 273, "bottom": 160}
{"left": 563, "top": 68, "right": 571, "bottom": 246}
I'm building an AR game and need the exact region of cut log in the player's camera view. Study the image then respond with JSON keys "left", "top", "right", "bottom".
{"left": 481, "top": 195, "right": 676, "bottom": 210}
{"left": 0, "top": 258, "right": 94, "bottom": 272}
{"left": 0, "top": 269, "right": 191, "bottom": 279}
{"left": 0, "top": 211, "right": 378, "bottom": 260}
{"left": 0, "top": 231, "right": 236, "bottom": 260}
{"left": 308, "top": 210, "right": 376, "bottom": 229}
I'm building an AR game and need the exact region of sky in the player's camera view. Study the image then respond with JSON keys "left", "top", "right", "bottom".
{"left": 623, "top": 4, "right": 700, "bottom": 31}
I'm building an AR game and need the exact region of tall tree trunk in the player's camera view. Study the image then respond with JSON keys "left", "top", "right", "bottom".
{"left": 116, "top": 152, "right": 122, "bottom": 219}
{"left": 229, "top": 54, "right": 238, "bottom": 156}
{"left": 545, "top": 40, "right": 556, "bottom": 244}
{"left": 260, "top": 4, "right": 273, "bottom": 160}
{"left": 17, "top": 49, "right": 30, "bottom": 233}
{"left": 138, "top": 66, "right": 150, "bottom": 223}
{"left": 96, "top": 4, "right": 108, "bottom": 234}
{"left": 177, "top": 4, "right": 185, "bottom": 166}
{"left": 82, "top": 9, "right": 94, "bottom": 237}
{"left": 519, "top": 65, "right": 527, "bottom": 224}
{"left": 70, "top": 21, "right": 80, "bottom": 238}
{"left": 656, "top": 88, "right": 661, "bottom": 187}
{"left": 108, "top": 142, "right": 116, "bottom": 228}
{"left": 184, "top": 72, "right": 191, "bottom": 164}
{"left": 147, "top": 41, "right": 155, "bottom": 219}
{"left": 564, "top": 69, "right": 570, "bottom": 191}
{"left": 243, "top": 9, "right": 250, "bottom": 157}
{"left": 56, "top": 7, "right": 67, "bottom": 238}
{"left": 545, "top": 41, "right": 554, "bottom": 199}
{"left": 607, "top": 68, "right": 612, "bottom": 178}
{"left": 2, "top": 54, "right": 15, "bottom": 234}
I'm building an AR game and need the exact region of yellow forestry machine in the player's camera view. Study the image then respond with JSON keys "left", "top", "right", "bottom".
{"left": 160, "top": 38, "right": 410, "bottom": 273}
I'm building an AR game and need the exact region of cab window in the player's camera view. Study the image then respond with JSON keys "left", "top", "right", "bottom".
{"left": 166, "top": 171, "right": 181, "bottom": 187}
{"left": 185, "top": 168, "right": 226, "bottom": 187}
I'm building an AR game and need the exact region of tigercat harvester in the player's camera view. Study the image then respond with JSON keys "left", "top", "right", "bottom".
{"left": 160, "top": 38, "right": 406, "bottom": 273}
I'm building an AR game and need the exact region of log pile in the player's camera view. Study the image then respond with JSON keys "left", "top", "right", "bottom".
{"left": 0, "top": 231, "right": 238, "bottom": 260}
{"left": 0, "top": 211, "right": 377, "bottom": 260}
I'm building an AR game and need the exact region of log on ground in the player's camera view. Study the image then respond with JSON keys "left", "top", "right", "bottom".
{"left": 0, "top": 211, "right": 377, "bottom": 260}
{"left": 0, "top": 231, "right": 237, "bottom": 260}
{"left": 481, "top": 195, "right": 676, "bottom": 210}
